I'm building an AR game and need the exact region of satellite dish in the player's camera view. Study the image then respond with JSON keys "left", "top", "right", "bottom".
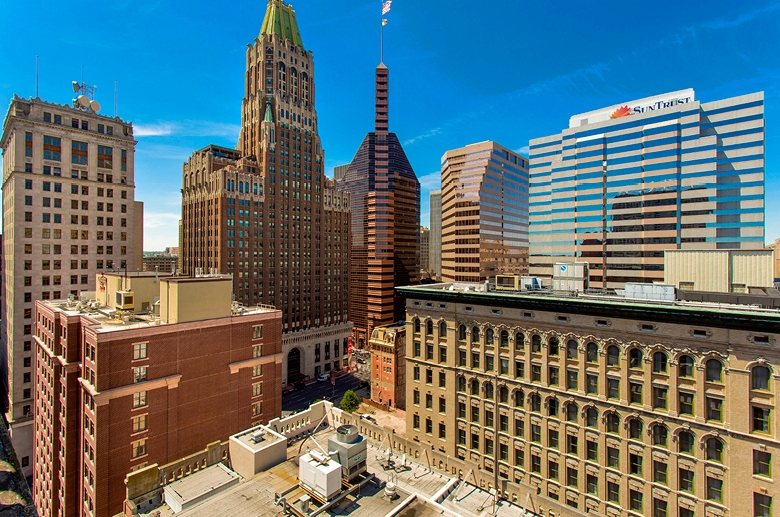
{"left": 77, "top": 95, "right": 90, "bottom": 108}
{"left": 90, "top": 100, "right": 101, "bottom": 113}
{"left": 72, "top": 81, "right": 81, "bottom": 93}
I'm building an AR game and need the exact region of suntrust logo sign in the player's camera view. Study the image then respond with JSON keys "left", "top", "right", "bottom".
{"left": 569, "top": 89, "right": 696, "bottom": 128}
{"left": 611, "top": 96, "right": 694, "bottom": 118}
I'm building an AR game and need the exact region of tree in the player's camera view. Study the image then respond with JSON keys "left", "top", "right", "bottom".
{"left": 340, "top": 390, "right": 360, "bottom": 413}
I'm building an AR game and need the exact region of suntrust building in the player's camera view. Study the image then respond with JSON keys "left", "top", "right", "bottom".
{"left": 529, "top": 89, "right": 764, "bottom": 288}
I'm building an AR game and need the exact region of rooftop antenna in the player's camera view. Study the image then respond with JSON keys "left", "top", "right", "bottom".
{"left": 71, "top": 80, "right": 100, "bottom": 113}
{"left": 35, "top": 56, "right": 39, "bottom": 98}
{"left": 114, "top": 80, "right": 118, "bottom": 117}
{"left": 380, "top": 0, "right": 391, "bottom": 63}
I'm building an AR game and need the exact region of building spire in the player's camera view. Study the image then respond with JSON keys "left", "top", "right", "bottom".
{"left": 375, "top": 64, "right": 388, "bottom": 133}
{"left": 260, "top": 0, "right": 305, "bottom": 50}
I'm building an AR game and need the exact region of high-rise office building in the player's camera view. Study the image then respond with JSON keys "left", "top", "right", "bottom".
{"left": 420, "top": 226, "right": 430, "bottom": 273}
{"left": 441, "top": 141, "right": 529, "bottom": 283}
{"left": 529, "top": 90, "right": 765, "bottom": 288}
{"left": 180, "top": 1, "right": 352, "bottom": 385}
{"left": 429, "top": 190, "right": 442, "bottom": 279}
{"left": 401, "top": 282, "right": 780, "bottom": 517}
{"left": 333, "top": 164, "right": 348, "bottom": 182}
{"left": 33, "top": 273, "right": 282, "bottom": 517}
{"left": 0, "top": 94, "right": 143, "bottom": 475}
{"left": 337, "top": 63, "right": 420, "bottom": 349}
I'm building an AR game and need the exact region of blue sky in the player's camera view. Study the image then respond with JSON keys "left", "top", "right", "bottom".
{"left": 1, "top": 0, "right": 778, "bottom": 250}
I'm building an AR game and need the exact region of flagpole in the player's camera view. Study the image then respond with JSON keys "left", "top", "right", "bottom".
{"left": 380, "top": 3, "right": 383, "bottom": 63}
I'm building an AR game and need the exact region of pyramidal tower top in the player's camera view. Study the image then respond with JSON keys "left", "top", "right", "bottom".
{"left": 260, "top": 0, "right": 305, "bottom": 50}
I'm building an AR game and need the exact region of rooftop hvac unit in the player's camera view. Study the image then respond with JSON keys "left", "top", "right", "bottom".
{"left": 115, "top": 291, "right": 134, "bottom": 310}
{"left": 251, "top": 430, "right": 265, "bottom": 443}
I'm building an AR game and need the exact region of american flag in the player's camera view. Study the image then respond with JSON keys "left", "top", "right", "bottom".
{"left": 382, "top": 0, "right": 392, "bottom": 15}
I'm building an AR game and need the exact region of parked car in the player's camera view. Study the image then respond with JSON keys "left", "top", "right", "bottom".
{"left": 317, "top": 373, "right": 330, "bottom": 382}
{"left": 360, "top": 414, "right": 377, "bottom": 424}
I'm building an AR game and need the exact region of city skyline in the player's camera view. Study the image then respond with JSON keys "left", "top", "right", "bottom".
{"left": 1, "top": 0, "right": 778, "bottom": 250}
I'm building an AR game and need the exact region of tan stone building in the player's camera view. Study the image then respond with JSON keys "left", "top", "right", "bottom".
{"left": 33, "top": 273, "right": 282, "bottom": 517}
{"left": 420, "top": 226, "right": 430, "bottom": 274}
{"left": 400, "top": 282, "right": 780, "bottom": 517}
{"left": 441, "top": 141, "right": 529, "bottom": 283}
{"left": 180, "top": 1, "right": 352, "bottom": 385}
{"left": 1, "top": 94, "right": 143, "bottom": 475}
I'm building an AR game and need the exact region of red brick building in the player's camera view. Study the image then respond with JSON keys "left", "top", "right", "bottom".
{"left": 33, "top": 273, "right": 282, "bottom": 517}
{"left": 369, "top": 322, "right": 406, "bottom": 410}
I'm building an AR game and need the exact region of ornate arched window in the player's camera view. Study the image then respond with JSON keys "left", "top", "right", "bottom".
{"left": 514, "top": 389, "right": 524, "bottom": 408}
{"left": 458, "top": 325, "right": 466, "bottom": 341}
{"left": 653, "top": 352, "right": 668, "bottom": 373}
{"left": 752, "top": 366, "right": 771, "bottom": 390}
{"left": 706, "top": 437, "right": 724, "bottom": 462}
{"left": 586, "top": 407, "right": 598, "bottom": 428}
{"left": 567, "top": 340, "right": 578, "bottom": 359}
{"left": 652, "top": 425, "right": 668, "bottom": 447}
{"left": 530, "top": 393, "right": 541, "bottom": 413}
{"left": 678, "top": 355, "right": 694, "bottom": 378}
{"left": 531, "top": 335, "right": 542, "bottom": 352}
{"left": 606, "top": 413, "right": 620, "bottom": 434}
{"left": 472, "top": 326, "right": 480, "bottom": 343}
{"left": 515, "top": 332, "right": 525, "bottom": 350}
{"left": 499, "top": 386, "right": 509, "bottom": 404}
{"left": 486, "top": 328, "right": 494, "bottom": 345}
{"left": 439, "top": 321, "right": 447, "bottom": 337}
{"left": 470, "top": 379, "right": 479, "bottom": 396}
{"left": 586, "top": 342, "right": 598, "bottom": 363}
{"left": 628, "top": 418, "right": 643, "bottom": 440}
{"left": 484, "top": 383, "right": 494, "bottom": 400}
{"left": 629, "top": 348, "right": 643, "bottom": 368}
{"left": 457, "top": 376, "right": 466, "bottom": 392}
{"left": 566, "top": 402, "right": 578, "bottom": 422}
{"left": 426, "top": 320, "right": 433, "bottom": 336}
{"left": 548, "top": 398, "right": 559, "bottom": 417}
{"left": 549, "top": 337, "right": 559, "bottom": 356}
{"left": 607, "top": 345, "right": 620, "bottom": 366}
{"left": 678, "top": 430, "right": 695, "bottom": 454}
{"left": 413, "top": 318, "right": 420, "bottom": 333}
{"left": 706, "top": 359, "right": 723, "bottom": 382}
{"left": 500, "top": 330, "right": 509, "bottom": 347}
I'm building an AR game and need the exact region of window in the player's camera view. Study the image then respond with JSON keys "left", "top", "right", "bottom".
{"left": 567, "top": 434, "right": 578, "bottom": 455}
{"left": 531, "top": 424, "right": 541, "bottom": 442}
{"left": 548, "top": 429, "right": 559, "bottom": 448}
{"left": 413, "top": 414, "right": 420, "bottom": 429}
{"left": 586, "top": 474, "right": 597, "bottom": 495}
{"left": 132, "top": 440, "right": 147, "bottom": 458}
{"left": 133, "top": 391, "right": 147, "bottom": 408}
{"left": 706, "top": 438, "right": 724, "bottom": 462}
{"left": 458, "top": 325, "right": 466, "bottom": 340}
{"left": 515, "top": 360, "right": 524, "bottom": 378}
{"left": 472, "top": 326, "right": 480, "bottom": 343}
{"left": 566, "top": 402, "right": 578, "bottom": 422}
{"left": 706, "top": 359, "right": 723, "bottom": 382}
{"left": 678, "top": 431, "right": 694, "bottom": 454}
{"left": 752, "top": 366, "right": 771, "bottom": 390}
{"left": 629, "top": 453, "right": 643, "bottom": 476}
{"left": 414, "top": 319, "right": 421, "bottom": 333}
{"left": 586, "top": 342, "right": 598, "bottom": 362}
{"left": 132, "top": 342, "right": 147, "bottom": 360}
{"left": 548, "top": 460, "right": 559, "bottom": 480}
{"left": 439, "top": 321, "right": 447, "bottom": 337}
{"left": 679, "top": 468, "right": 694, "bottom": 492}
{"left": 606, "top": 481, "right": 619, "bottom": 502}
{"left": 653, "top": 460, "right": 668, "bottom": 484}
{"left": 253, "top": 325, "right": 263, "bottom": 338}
{"left": 531, "top": 364, "right": 541, "bottom": 382}
{"left": 439, "top": 423, "right": 446, "bottom": 439}
{"left": 566, "top": 339, "right": 578, "bottom": 359}
{"left": 652, "top": 425, "right": 668, "bottom": 447}
{"left": 707, "top": 397, "right": 723, "bottom": 421}
{"left": 628, "top": 418, "right": 643, "bottom": 440}
{"left": 607, "top": 446, "right": 619, "bottom": 469}
{"left": 754, "top": 450, "right": 771, "bottom": 478}
{"left": 566, "top": 466, "right": 578, "bottom": 487}
{"left": 253, "top": 382, "right": 263, "bottom": 397}
{"left": 629, "top": 382, "right": 642, "bottom": 404}
{"left": 531, "top": 454, "right": 541, "bottom": 473}
{"left": 426, "top": 320, "right": 433, "bottom": 335}
{"left": 486, "top": 328, "right": 494, "bottom": 345}
{"left": 653, "top": 498, "right": 667, "bottom": 517}
{"left": 549, "top": 366, "right": 559, "bottom": 386}
{"left": 133, "top": 367, "right": 147, "bottom": 383}
{"left": 606, "top": 413, "right": 620, "bottom": 434}
{"left": 566, "top": 370, "right": 578, "bottom": 391}
{"left": 652, "top": 352, "right": 667, "bottom": 373}
{"left": 629, "top": 348, "right": 643, "bottom": 368}
{"left": 439, "top": 371, "right": 446, "bottom": 387}
{"left": 607, "top": 378, "right": 619, "bottom": 399}
{"left": 678, "top": 355, "right": 694, "bottom": 377}
{"left": 679, "top": 392, "right": 694, "bottom": 416}
{"left": 586, "top": 407, "right": 598, "bottom": 428}
{"left": 132, "top": 415, "right": 147, "bottom": 433}
{"left": 586, "top": 374, "right": 597, "bottom": 394}
{"left": 97, "top": 145, "right": 113, "bottom": 168}
{"left": 629, "top": 489, "right": 643, "bottom": 512}
{"left": 652, "top": 386, "right": 667, "bottom": 409}
{"left": 72, "top": 141, "right": 88, "bottom": 165}
{"left": 586, "top": 440, "right": 597, "bottom": 461}
{"left": 706, "top": 476, "right": 723, "bottom": 503}
{"left": 607, "top": 345, "right": 620, "bottom": 366}
{"left": 549, "top": 337, "right": 559, "bottom": 356}
{"left": 753, "top": 406, "right": 770, "bottom": 433}
{"left": 754, "top": 493, "right": 772, "bottom": 517}
{"left": 515, "top": 332, "right": 524, "bottom": 349}
{"left": 531, "top": 334, "right": 541, "bottom": 352}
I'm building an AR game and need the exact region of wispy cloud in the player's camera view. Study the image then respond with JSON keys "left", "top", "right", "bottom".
{"left": 135, "top": 144, "right": 195, "bottom": 162}
{"left": 698, "top": 2, "right": 780, "bottom": 30}
{"left": 134, "top": 123, "right": 174, "bottom": 137}
{"left": 144, "top": 211, "right": 181, "bottom": 229}
{"left": 403, "top": 127, "right": 441, "bottom": 146}
{"left": 417, "top": 171, "right": 441, "bottom": 191}
{"left": 514, "top": 145, "right": 529, "bottom": 155}
{"left": 133, "top": 120, "right": 241, "bottom": 139}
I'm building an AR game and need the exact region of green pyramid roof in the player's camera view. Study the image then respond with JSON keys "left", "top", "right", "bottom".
{"left": 260, "top": 0, "right": 304, "bottom": 50}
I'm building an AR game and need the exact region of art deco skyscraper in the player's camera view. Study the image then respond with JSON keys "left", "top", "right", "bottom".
{"left": 337, "top": 63, "right": 420, "bottom": 349}
{"left": 181, "top": 0, "right": 352, "bottom": 385}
